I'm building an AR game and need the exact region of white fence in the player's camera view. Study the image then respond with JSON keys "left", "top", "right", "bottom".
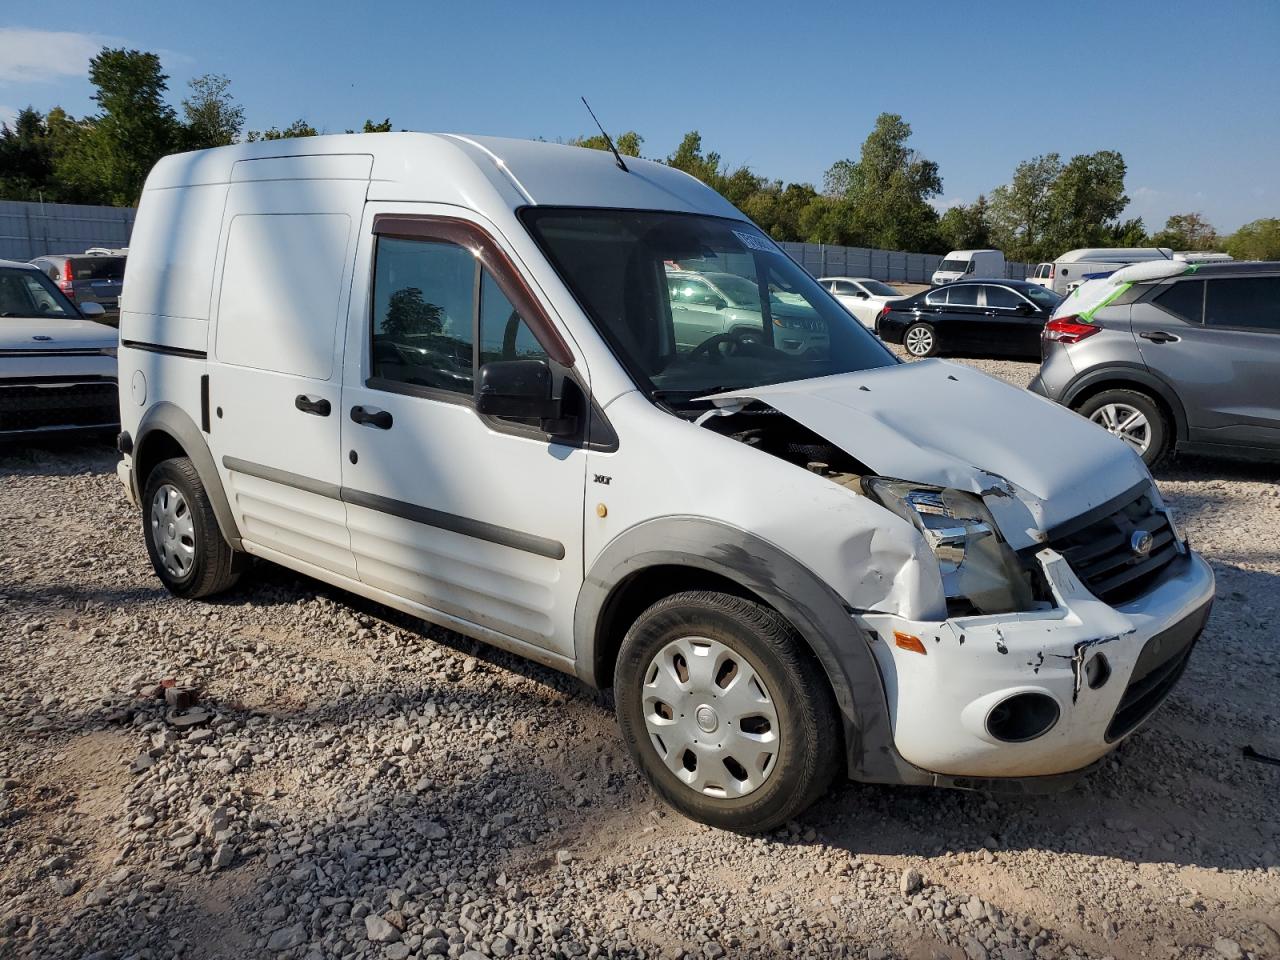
{"left": 0, "top": 200, "right": 136, "bottom": 261}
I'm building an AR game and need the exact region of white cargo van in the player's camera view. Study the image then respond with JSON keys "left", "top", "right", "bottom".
{"left": 1050, "top": 248, "right": 1174, "bottom": 295}
{"left": 931, "top": 249, "right": 1005, "bottom": 285}
{"left": 116, "top": 134, "right": 1214, "bottom": 831}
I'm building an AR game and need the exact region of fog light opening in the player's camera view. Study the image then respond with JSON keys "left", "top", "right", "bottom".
{"left": 1085, "top": 652, "right": 1111, "bottom": 690}
{"left": 986, "top": 693, "right": 1060, "bottom": 743}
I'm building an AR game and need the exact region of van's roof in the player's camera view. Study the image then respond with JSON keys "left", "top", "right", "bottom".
{"left": 143, "top": 132, "right": 744, "bottom": 220}
{"left": 942, "top": 249, "right": 1001, "bottom": 258}
{"left": 1055, "top": 248, "right": 1173, "bottom": 263}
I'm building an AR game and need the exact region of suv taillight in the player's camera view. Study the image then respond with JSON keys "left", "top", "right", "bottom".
{"left": 59, "top": 261, "right": 75, "bottom": 296}
{"left": 1043, "top": 316, "right": 1100, "bottom": 344}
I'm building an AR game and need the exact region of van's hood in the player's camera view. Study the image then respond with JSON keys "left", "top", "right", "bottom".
{"left": 0, "top": 316, "right": 117, "bottom": 352}
{"left": 706, "top": 359, "right": 1150, "bottom": 548}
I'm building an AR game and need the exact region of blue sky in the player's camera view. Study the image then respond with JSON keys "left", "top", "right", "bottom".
{"left": 2, "top": 0, "right": 1277, "bottom": 231}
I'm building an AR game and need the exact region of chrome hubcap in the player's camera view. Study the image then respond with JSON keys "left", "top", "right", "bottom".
{"left": 905, "top": 326, "right": 933, "bottom": 356}
{"left": 150, "top": 483, "right": 196, "bottom": 578}
{"left": 1090, "top": 403, "right": 1151, "bottom": 455}
{"left": 641, "top": 636, "right": 779, "bottom": 799}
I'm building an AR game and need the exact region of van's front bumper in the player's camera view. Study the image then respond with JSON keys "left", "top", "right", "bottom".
{"left": 855, "top": 546, "right": 1214, "bottom": 783}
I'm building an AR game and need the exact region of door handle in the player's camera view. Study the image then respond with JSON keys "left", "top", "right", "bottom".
{"left": 294, "top": 394, "right": 331, "bottom": 417}
{"left": 1139, "top": 331, "right": 1181, "bottom": 344}
{"left": 350, "top": 405, "right": 393, "bottom": 429}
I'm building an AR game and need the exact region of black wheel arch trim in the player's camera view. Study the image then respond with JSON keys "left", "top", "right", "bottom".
{"left": 573, "top": 516, "right": 931, "bottom": 786}
{"left": 1061, "top": 363, "right": 1188, "bottom": 442}
{"left": 134, "top": 402, "right": 243, "bottom": 549}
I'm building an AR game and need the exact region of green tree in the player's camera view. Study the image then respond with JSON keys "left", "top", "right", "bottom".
{"left": 1151, "top": 212, "right": 1218, "bottom": 250}
{"left": 346, "top": 118, "right": 395, "bottom": 133}
{"left": 988, "top": 154, "right": 1063, "bottom": 262}
{"left": 182, "top": 74, "right": 244, "bottom": 149}
{"left": 1224, "top": 218, "right": 1280, "bottom": 260}
{"left": 0, "top": 107, "right": 56, "bottom": 200}
{"left": 247, "top": 119, "right": 319, "bottom": 142}
{"left": 1109, "top": 217, "right": 1149, "bottom": 247}
{"left": 1046, "top": 150, "right": 1129, "bottom": 252}
{"left": 569, "top": 130, "right": 643, "bottom": 157}
{"left": 55, "top": 48, "right": 181, "bottom": 205}
{"left": 822, "top": 113, "right": 943, "bottom": 252}
{"left": 938, "top": 196, "right": 991, "bottom": 250}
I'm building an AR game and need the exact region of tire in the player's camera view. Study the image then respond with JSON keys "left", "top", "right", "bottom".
{"left": 903, "top": 321, "right": 938, "bottom": 358}
{"left": 142, "top": 457, "right": 242, "bottom": 598}
{"left": 1076, "top": 389, "right": 1170, "bottom": 468}
{"left": 614, "top": 591, "right": 841, "bottom": 833}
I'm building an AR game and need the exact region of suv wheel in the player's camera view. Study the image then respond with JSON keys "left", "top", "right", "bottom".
{"left": 614, "top": 591, "right": 840, "bottom": 833}
{"left": 903, "top": 322, "right": 938, "bottom": 357}
{"left": 142, "top": 457, "right": 242, "bottom": 598}
{"left": 1077, "top": 389, "right": 1170, "bottom": 467}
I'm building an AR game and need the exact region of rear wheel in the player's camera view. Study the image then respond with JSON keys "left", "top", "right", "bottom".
{"left": 142, "top": 457, "right": 242, "bottom": 598}
{"left": 1077, "top": 389, "right": 1170, "bottom": 467}
{"left": 903, "top": 322, "right": 938, "bottom": 358}
{"left": 614, "top": 591, "right": 841, "bottom": 833}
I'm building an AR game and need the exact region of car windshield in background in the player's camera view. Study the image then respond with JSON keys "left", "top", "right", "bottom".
{"left": 1023, "top": 285, "right": 1063, "bottom": 310}
{"left": 0, "top": 267, "right": 78, "bottom": 319}
{"left": 860, "top": 280, "right": 900, "bottom": 297}
{"left": 72, "top": 257, "right": 125, "bottom": 280}
{"left": 939, "top": 259, "right": 970, "bottom": 272}
{"left": 521, "top": 208, "right": 896, "bottom": 404}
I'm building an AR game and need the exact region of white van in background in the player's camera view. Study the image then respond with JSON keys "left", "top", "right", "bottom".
{"left": 1050, "top": 248, "right": 1173, "bottom": 295}
{"left": 931, "top": 249, "right": 1005, "bottom": 285}
{"left": 114, "top": 133, "right": 1214, "bottom": 833}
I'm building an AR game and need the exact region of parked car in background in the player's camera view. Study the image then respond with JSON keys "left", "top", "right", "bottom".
{"left": 877, "top": 279, "right": 1062, "bottom": 358}
{"left": 1049, "top": 248, "right": 1174, "bottom": 295}
{"left": 930, "top": 249, "right": 1005, "bottom": 285}
{"left": 1028, "top": 263, "right": 1055, "bottom": 288}
{"left": 116, "top": 133, "right": 1214, "bottom": 833}
{"left": 666, "top": 269, "right": 828, "bottom": 355}
{"left": 0, "top": 259, "right": 118, "bottom": 441}
{"left": 1032, "top": 260, "right": 1280, "bottom": 466}
{"left": 29, "top": 249, "right": 128, "bottom": 323}
{"left": 817, "top": 276, "right": 907, "bottom": 327}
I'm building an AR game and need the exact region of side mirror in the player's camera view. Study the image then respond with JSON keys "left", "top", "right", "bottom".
{"left": 1015, "top": 301, "right": 1034, "bottom": 315}
{"left": 80, "top": 301, "right": 107, "bottom": 319}
{"left": 712, "top": 296, "right": 727, "bottom": 310}
{"left": 476, "top": 359, "right": 576, "bottom": 435}
{"left": 855, "top": 291, "right": 869, "bottom": 299}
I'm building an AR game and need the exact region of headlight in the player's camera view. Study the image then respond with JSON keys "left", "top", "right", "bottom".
{"left": 864, "top": 477, "right": 1034, "bottom": 616}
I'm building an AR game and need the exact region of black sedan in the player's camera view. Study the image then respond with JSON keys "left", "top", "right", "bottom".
{"left": 875, "top": 280, "right": 1063, "bottom": 359}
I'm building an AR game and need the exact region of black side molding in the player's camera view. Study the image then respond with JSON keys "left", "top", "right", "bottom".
{"left": 200, "top": 375, "right": 211, "bottom": 432}
{"left": 219, "top": 456, "right": 565, "bottom": 561}
{"left": 120, "top": 339, "right": 208, "bottom": 360}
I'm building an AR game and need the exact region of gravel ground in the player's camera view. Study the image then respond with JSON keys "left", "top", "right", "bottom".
{"left": 1, "top": 355, "right": 1277, "bottom": 960}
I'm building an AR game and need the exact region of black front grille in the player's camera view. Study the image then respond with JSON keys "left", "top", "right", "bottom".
{"left": 1106, "top": 600, "right": 1211, "bottom": 741}
{"left": 1044, "top": 483, "right": 1180, "bottom": 605}
{"left": 0, "top": 379, "right": 119, "bottom": 433}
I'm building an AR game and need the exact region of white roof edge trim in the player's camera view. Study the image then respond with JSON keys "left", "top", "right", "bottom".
{"left": 442, "top": 135, "right": 536, "bottom": 205}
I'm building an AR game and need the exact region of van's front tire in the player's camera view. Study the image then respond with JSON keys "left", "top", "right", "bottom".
{"left": 142, "top": 457, "right": 242, "bottom": 599}
{"left": 614, "top": 591, "right": 841, "bottom": 833}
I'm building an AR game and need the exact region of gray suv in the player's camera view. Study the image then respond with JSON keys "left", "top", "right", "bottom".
{"left": 29, "top": 251, "right": 126, "bottom": 324}
{"left": 1030, "top": 262, "right": 1280, "bottom": 466}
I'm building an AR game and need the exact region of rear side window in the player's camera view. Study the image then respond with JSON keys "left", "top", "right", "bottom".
{"left": 1154, "top": 280, "right": 1204, "bottom": 324}
{"left": 948, "top": 285, "right": 979, "bottom": 307}
{"left": 71, "top": 257, "right": 125, "bottom": 280}
{"left": 371, "top": 236, "right": 545, "bottom": 397}
{"left": 1205, "top": 277, "right": 1280, "bottom": 332}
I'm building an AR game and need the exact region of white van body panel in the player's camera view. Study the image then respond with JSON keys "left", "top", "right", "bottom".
{"left": 1049, "top": 247, "right": 1173, "bottom": 295}
{"left": 931, "top": 249, "right": 1005, "bottom": 285}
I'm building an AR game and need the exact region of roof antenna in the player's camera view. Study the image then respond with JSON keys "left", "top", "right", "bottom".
{"left": 580, "top": 96, "right": 629, "bottom": 172}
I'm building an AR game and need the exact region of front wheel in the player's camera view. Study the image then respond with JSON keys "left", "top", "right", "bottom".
{"left": 1077, "top": 389, "right": 1170, "bottom": 467}
{"left": 903, "top": 321, "right": 938, "bottom": 357}
{"left": 614, "top": 591, "right": 841, "bottom": 833}
{"left": 142, "top": 457, "right": 243, "bottom": 598}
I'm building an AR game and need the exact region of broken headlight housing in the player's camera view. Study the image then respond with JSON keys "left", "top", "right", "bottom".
{"left": 863, "top": 478, "right": 1033, "bottom": 616}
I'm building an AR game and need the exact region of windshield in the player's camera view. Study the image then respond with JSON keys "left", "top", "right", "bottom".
{"left": 1023, "top": 285, "right": 1063, "bottom": 310}
{"left": 938, "top": 259, "right": 970, "bottom": 272}
{"left": 859, "top": 279, "right": 900, "bottom": 297}
{"left": 0, "top": 267, "right": 78, "bottom": 319}
{"left": 522, "top": 208, "right": 896, "bottom": 404}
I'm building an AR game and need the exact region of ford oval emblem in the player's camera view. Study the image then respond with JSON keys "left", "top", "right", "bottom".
{"left": 32, "top": 334, "right": 52, "bottom": 341}
{"left": 1130, "top": 530, "right": 1154, "bottom": 557}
